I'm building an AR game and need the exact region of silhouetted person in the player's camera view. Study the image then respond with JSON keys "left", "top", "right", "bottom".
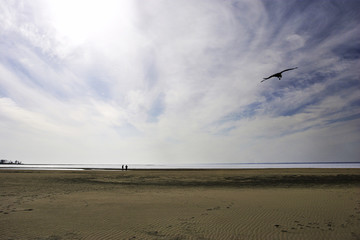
{"left": 122, "top": 165, "right": 124, "bottom": 171}
{"left": 261, "top": 67, "right": 298, "bottom": 82}
{"left": 125, "top": 165, "right": 128, "bottom": 171}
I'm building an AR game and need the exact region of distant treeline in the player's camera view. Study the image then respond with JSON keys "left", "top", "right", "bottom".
{"left": 0, "top": 159, "right": 22, "bottom": 164}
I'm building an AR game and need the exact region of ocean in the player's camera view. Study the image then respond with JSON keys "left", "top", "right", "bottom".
{"left": 0, "top": 162, "right": 360, "bottom": 170}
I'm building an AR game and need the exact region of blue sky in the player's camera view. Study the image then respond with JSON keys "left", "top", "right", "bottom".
{"left": 0, "top": 0, "right": 359, "bottom": 164}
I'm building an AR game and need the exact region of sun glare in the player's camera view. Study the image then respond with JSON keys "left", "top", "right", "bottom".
{"left": 45, "top": 0, "right": 130, "bottom": 45}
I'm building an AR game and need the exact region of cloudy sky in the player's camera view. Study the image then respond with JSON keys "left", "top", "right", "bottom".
{"left": 0, "top": 0, "right": 359, "bottom": 164}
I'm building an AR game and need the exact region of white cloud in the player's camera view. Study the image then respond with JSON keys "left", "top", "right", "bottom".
{"left": 0, "top": 0, "right": 359, "bottom": 164}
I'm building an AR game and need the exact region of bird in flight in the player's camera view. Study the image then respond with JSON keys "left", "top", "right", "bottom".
{"left": 261, "top": 67, "right": 298, "bottom": 83}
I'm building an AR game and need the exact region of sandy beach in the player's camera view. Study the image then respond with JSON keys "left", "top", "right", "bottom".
{"left": 1, "top": 168, "right": 360, "bottom": 240}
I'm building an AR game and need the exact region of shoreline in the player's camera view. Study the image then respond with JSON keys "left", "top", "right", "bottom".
{"left": 1, "top": 162, "right": 360, "bottom": 171}
{"left": 1, "top": 166, "right": 360, "bottom": 171}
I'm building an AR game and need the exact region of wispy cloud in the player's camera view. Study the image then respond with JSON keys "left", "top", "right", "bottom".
{"left": 0, "top": 0, "right": 359, "bottom": 163}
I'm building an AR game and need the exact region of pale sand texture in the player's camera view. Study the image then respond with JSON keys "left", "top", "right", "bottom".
{"left": 0, "top": 169, "right": 360, "bottom": 240}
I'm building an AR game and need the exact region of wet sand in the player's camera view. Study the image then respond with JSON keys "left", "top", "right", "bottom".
{"left": 0, "top": 168, "right": 360, "bottom": 240}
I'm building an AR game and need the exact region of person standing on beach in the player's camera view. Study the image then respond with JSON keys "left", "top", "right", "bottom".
{"left": 125, "top": 165, "right": 128, "bottom": 171}
{"left": 122, "top": 165, "right": 124, "bottom": 171}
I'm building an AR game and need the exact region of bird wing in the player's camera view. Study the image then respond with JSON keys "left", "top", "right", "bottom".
{"left": 262, "top": 73, "right": 277, "bottom": 81}
{"left": 280, "top": 67, "right": 298, "bottom": 74}
{"left": 261, "top": 77, "right": 271, "bottom": 82}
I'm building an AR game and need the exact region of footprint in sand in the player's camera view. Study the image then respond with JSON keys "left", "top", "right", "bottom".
{"left": 226, "top": 202, "right": 234, "bottom": 208}
{"left": 206, "top": 206, "right": 221, "bottom": 211}
{"left": 146, "top": 230, "right": 164, "bottom": 237}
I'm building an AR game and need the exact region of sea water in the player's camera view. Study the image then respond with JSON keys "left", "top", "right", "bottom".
{"left": 1, "top": 162, "right": 360, "bottom": 170}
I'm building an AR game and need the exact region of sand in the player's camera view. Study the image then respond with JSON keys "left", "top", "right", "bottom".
{"left": 0, "top": 168, "right": 360, "bottom": 240}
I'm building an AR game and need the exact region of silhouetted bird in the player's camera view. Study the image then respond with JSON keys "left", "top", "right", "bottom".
{"left": 261, "top": 67, "right": 298, "bottom": 82}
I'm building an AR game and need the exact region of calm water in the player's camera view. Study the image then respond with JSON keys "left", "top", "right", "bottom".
{"left": 1, "top": 162, "right": 360, "bottom": 170}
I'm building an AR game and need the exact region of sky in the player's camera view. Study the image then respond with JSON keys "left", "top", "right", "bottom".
{"left": 0, "top": 0, "right": 359, "bottom": 164}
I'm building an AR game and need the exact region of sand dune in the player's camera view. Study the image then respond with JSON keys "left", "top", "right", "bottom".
{"left": 1, "top": 169, "right": 360, "bottom": 239}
